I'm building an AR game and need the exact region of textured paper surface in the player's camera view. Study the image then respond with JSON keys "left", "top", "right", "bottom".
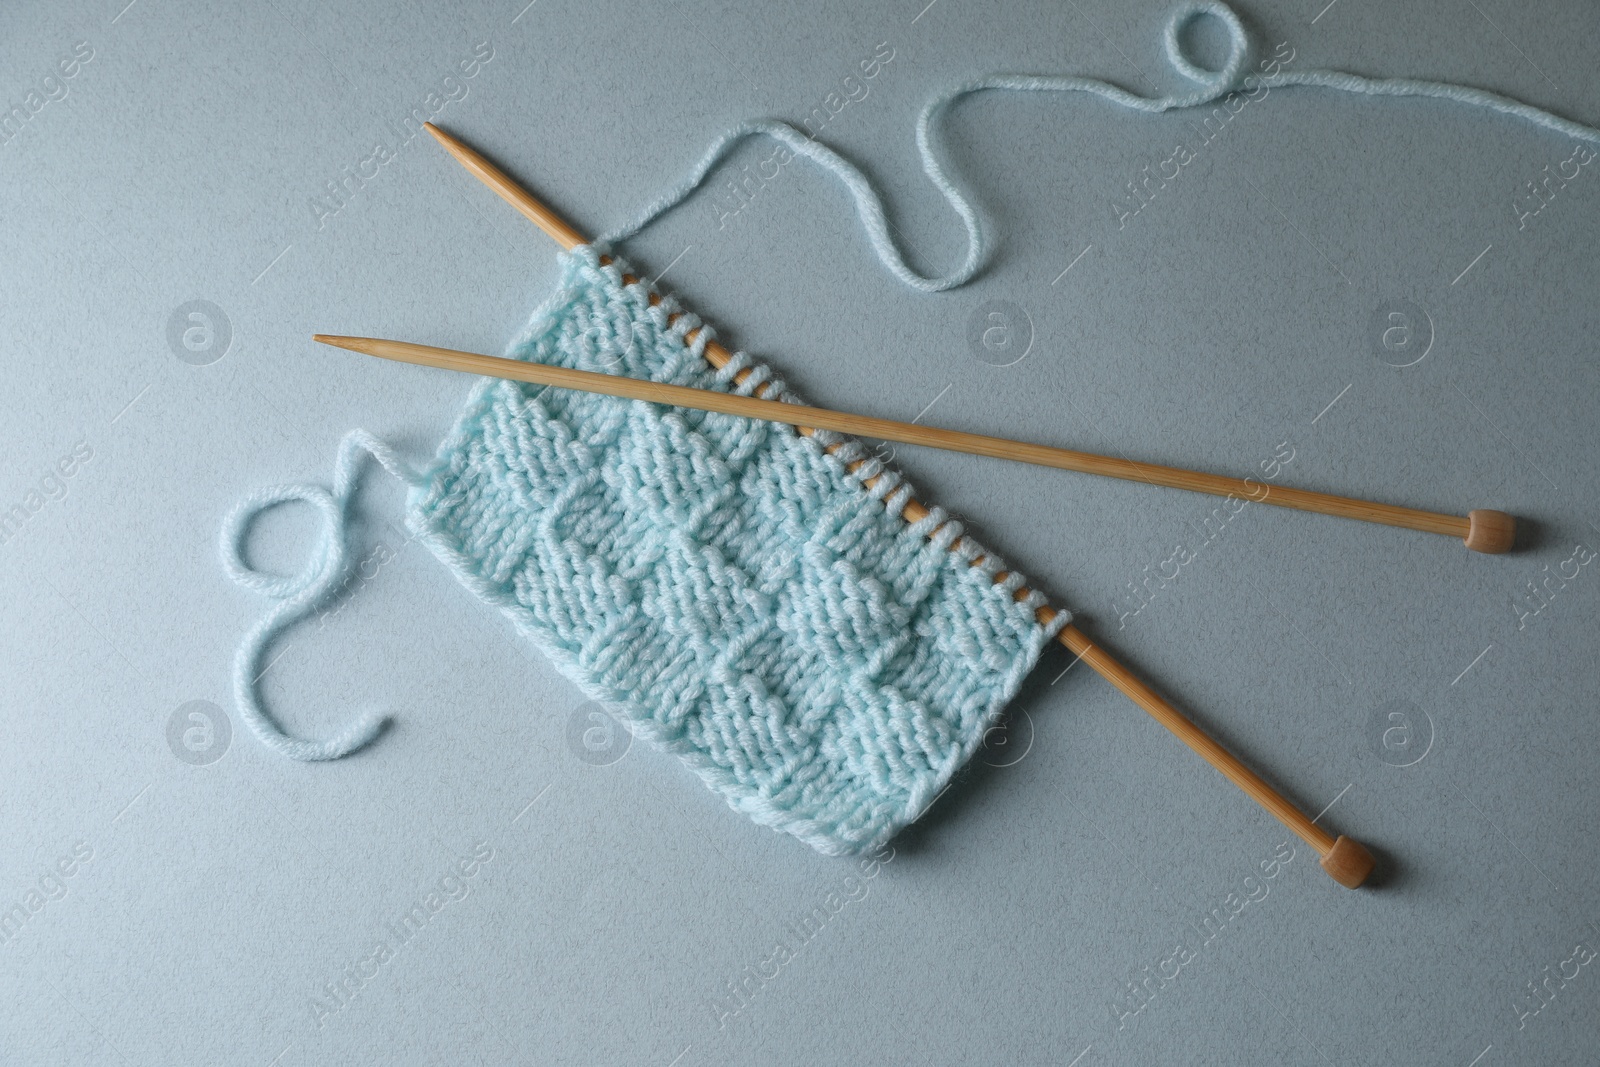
{"left": 2, "top": 0, "right": 1598, "bottom": 1063}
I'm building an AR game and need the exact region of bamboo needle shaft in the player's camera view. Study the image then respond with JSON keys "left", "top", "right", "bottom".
{"left": 418, "top": 121, "right": 1377, "bottom": 887}
{"left": 312, "top": 334, "right": 1463, "bottom": 551}
{"left": 420, "top": 123, "right": 1511, "bottom": 554}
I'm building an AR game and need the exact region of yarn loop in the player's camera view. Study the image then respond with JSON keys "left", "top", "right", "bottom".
{"left": 1162, "top": 1, "right": 1250, "bottom": 95}
{"left": 220, "top": 430, "right": 421, "bottom": 762}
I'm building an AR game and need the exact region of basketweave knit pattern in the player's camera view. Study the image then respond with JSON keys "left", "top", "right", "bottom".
{"left": 406, "top": 245, "right": 1066, "bottom": 855}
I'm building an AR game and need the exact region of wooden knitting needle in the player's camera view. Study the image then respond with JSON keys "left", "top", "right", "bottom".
{"left": 418, "top": 121, "right": 1378, "bottom": 888}
{"left": 421, "top": 124, "right": 1511, "bottom": 554}
{"left": 317, "top": 331, "right": 1512, "bottom": 560}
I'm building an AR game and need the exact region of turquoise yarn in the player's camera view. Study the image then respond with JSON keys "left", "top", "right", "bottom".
{"left": 603, "top": 0, "right": 1600, "bottom": 289}
{"left": 221, "top": 0, "right": 1600, "bottom": 853}
{"left": 221, "top": 429, "right": 421, "bottom": 762}
{"left": 224, "top": 246, "right": 1065, "bottom": 855}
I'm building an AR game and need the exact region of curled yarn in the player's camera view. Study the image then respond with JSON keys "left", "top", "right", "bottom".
{"left": 601, "top": 0, "right": 1600, "bottom": 291}
{"left": 220, "top": 431, "right": 422, "bottom": 761}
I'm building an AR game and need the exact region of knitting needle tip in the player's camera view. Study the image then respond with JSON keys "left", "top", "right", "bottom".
{"left": 316, "top": 333, "right": 495, "bottom": 377}
{"left": 422, "top": 122, "right": 485, "bottom": 180}
{"left": 421, "top": 120, "right": 587, "bottom": 251}
{"left": 423, "top": 121, "right": 479, "bottom": 171}
{"left": 312, "top": 333, "right": 366, "bottom": 352}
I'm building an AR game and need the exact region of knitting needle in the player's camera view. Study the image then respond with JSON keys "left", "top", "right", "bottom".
{"left": 419, "top": 121, "right": 1377, "bottom": 888}
{"left": 322, "top": 330, "right": 1512, "bottom": 561}
{"left": 421, "top": 124, "right": 1511, "bottom": 555}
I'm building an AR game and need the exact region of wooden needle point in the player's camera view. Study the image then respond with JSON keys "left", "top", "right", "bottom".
{"left": 410, "top": 124, "right": 1384, "bottom": 887}
{"left": 424, "top": 122, "right": 586, "bottom": 250}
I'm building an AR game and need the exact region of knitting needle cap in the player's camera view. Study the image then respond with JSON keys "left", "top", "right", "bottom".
{"left": 1319, "top": 835, "right": 1376, "bottom": 889}
{"left": 1464, "top": 509, "right": 1516, "bottom": 554}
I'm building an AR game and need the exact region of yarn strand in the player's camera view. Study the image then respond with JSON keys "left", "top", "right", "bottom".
{"left": 220, "top": 430, "right": 423, "bottom": 761}
{"left": 600, "top": 0, "right": 1599, "bottom": 291}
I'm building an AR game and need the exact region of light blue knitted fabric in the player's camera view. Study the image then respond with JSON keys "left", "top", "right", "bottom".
{"left": 221, "top": 245, "right": 1065, "bottom": 856}
{"left": 413, "top": 246, "right": 1063, "bottom": 853}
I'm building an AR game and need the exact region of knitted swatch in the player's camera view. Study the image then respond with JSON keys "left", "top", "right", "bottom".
{"left": 221, "top": 245, "right": 1064, "bottom": 857}
{"left": 412, "top": 246, "right": 1065, "bottom": 854}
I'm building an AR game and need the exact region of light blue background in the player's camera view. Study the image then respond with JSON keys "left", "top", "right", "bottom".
{"left": 3, "top": 0, "right": 1597, "bottom": 1064}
